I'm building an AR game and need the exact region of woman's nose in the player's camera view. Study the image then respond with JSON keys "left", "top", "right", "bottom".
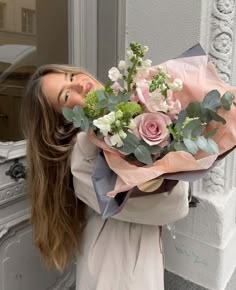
{"left": 71, "top": 83, "right": 83, "bottom": 93}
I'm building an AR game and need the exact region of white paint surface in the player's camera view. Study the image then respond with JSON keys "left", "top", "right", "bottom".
{"left": 126, "top": 0, "right": 201, "bottom": 64}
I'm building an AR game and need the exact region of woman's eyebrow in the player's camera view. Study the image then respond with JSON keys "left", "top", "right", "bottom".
{"left": 57, "top": 73, "right": 68, "bottom": 103}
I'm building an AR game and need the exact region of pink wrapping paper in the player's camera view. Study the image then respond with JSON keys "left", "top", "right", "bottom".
{"left": 89, "top": 55, "right": 236, "bottom": 197}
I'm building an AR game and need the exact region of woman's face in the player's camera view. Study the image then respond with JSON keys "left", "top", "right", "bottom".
{"left": 42, "top": 72, "right": 102, "bottom": 111}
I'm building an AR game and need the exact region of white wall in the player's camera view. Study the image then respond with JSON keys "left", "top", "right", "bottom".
{"left": 126, "top": 1, "right": 236, "bottom": 289}
{"left": 126, "top": 0, "right": 201, "bottom": 64}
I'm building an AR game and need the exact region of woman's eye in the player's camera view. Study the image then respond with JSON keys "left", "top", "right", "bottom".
{"left": 70, "top": 74, "right": 74, "bottom": 82}
{"left": 65, "top": 91, "right": 70, "bottom": 102}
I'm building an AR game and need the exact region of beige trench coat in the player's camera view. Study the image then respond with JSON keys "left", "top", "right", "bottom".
{"left": 71, "top": 132, "right": 189, "bottom": 290}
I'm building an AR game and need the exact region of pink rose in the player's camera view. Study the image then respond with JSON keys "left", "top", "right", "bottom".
{"left": 132, "top": 112, "right": 171, "bottom": 147}
{"left": 166, "top": 90, "right": 181, "bottom": 120}
{"left": 130, "top": 80, "right": 150, "bottom": 104}
{"left": 145, "top": 92, "right": 169, "bottom": 113}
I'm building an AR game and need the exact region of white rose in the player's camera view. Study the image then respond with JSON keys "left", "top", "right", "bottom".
{"left": 118, "top": 60, "right": 127, "bottom": 70}
{"left": 108, "top": 67, "right": 122, "bottom": 82}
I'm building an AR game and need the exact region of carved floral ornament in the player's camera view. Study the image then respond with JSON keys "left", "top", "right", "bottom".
{"left": 216, "top": 0, "right": 234, "bottom": 14}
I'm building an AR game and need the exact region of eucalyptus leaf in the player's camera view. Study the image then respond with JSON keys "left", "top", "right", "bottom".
{"left": 183, "top": 138, "right": 198, "bottom": 155}
{"left": 173, "top": 142, "right": 189, "bottom": 152}
{"left": 119, "top": 131, "right": 140, "bottom": 153}
{"left": 202, "top": 90, "right": 221, "bottom": 110}
{"left": 73, "top": 119, "right": 82, "bottom": 128}
{"left": 81, "top": 117, "right": 90, "bottom": 132}
{"left": 62, "top": 107, "right": 75, "bottom": 122}
{"left": 175, "top": 110, "right": 188, "bottom": 130}
{"left": 183, "top": 119, "right": 202, "bottom": 139}
{"left": 96, "top": 99, "right": 109, "bottom": 109}
{"left": 207, "top": 109, "right": 226, "bottom": 124}
{"left": 96, "top": 90, "right": 107, "bottom": 102}
{"left": 134, "top": 145, "right": 153, "bottom": 164}
{"left": 73, "top": 105, "right": 85, "bottom": 118}
{"left": 195, "top": 136, "right": 212, "bottom": 153}
{"left": 208, "top": 139, "right": 219, "bottom": 154}
{"left": 204, "top": 128, "right": 218, "bottom": 138}
{"left": 186, "top": 102, "right": 202, "bottom": 118}
{"left": 221, "top": 91, "right": 234, "bottom": 111}
{"left": 140, "top": 140, "right": 161, "bottom": 154}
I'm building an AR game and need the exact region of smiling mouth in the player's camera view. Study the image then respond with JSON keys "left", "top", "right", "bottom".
{"left": 85, "top": 82, "right": 94, "bottom": 94}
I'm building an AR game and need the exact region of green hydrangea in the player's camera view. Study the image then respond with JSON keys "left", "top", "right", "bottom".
{"left": 116, "top": 101, "right": 143, "bottom": 117}
{"left": 84, "top": 90, "right": 105, "bottom": 118}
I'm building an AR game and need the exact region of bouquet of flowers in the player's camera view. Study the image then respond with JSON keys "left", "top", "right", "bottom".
{"left": 63, "top": 42, "right": 236, "bottom": 217}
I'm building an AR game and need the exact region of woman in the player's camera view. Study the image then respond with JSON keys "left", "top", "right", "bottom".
{"left": 22, "top": 64, "right": 189, "bottom": 290}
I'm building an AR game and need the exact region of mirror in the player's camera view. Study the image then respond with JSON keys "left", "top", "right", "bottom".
{"left": 0, "top": 0, "right": 69, "bottom": 142}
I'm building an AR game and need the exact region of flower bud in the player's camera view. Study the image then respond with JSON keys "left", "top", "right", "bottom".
{"left": 118, "top": 60, "right": 128, "bottom": 70}
{"left": 143, "top": 46, "right": 149, "bottom": 53}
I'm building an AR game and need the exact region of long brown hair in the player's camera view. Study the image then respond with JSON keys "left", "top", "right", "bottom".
{"left": 21, "top": 64, "right": 95, "bottom": 271}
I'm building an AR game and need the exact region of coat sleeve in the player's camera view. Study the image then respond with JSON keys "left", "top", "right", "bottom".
{"left": 71, "top": 132, "right": 189, "bottom": 225}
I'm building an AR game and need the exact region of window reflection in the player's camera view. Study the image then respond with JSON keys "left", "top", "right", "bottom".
{"left": 0, "top": 0, "right": 68, "bottom": 141}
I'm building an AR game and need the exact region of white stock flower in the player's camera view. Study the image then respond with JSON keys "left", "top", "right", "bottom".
{"left": 126, "top": 49, "right": 134, "bottom": 58}
{"left": 118, "top": 60, "right": 127, "bottom": 70}
{"left": 110, "top": 133, "right": 124, "bottom": 147}
{"left": 108, "top": 67, "right": 122, "bottom": 82}
{"left": 142, "top": 59, "right": 152, "bottom": 67}
{"left": 169, "top": 78, "right": 183, "bottom": 91}
{"left": 143, "top": 46, "right": 149, "bottom": 53}
{"left": 128, "top": 119, "right": 136, "bottom": 129}
{"left": 93, "top": 112, "right": 116, "bottom": 136}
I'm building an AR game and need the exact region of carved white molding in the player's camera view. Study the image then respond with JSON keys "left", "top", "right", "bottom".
{"left": 48, "top": 264, "right": 76, "bottom": 290}
{"left": 0, "top": 140, "right": 26, "bottom": 162}
{"left": 0, "top": 181, "right": 26, "bottom": 208}
{"left": 199, "top": 0, "right": 236, "bottom": 193}
{"left": 0, "top": 208, "right": 30, "bottom": 242}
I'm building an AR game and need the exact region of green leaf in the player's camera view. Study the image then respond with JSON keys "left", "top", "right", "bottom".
{"left": 202, "top": 90, "right": 221, "bottom": 110}
{"left": 183, "top": 138, "right": 198, "bottom": 155}
{"left": 80, "top": 117, "right": 90, "bottom": 132}
{"left": 221, "top": 91, "right": 235, "bottom": 111}
{"left": 73, "top": 105, "right": 85, "bottom": 118}
{"left": 96, "top": 99, "right": 109, "bottom": 109}
{"left": 204, "top": 128, "right": 218, "bottom": 138}
{"left": 175, "top": 110, "right": 188, "bottom": 130}
{"left": 134, "top": 145, "right": 153, "bottom": 164}
{"left": 73, "top": 119, "right": 82, "bottom": 128}
{"left": 207, "top": 109, "right": 226, "bottom": 124}
{"left": 208, "top": 139, "right": 219, "bottom": 154}
{"left": 173, "top": 142, "right": 188, "bottom": 152}
{"left": 62, "top": 107, "right": 75, "bottom": 122}
{"left": 118, "top": 131, "right": 140, "bottom": 153}
{"left": 186, "top": 102, "right": 202, "bottom": 118}
{"left": 139, "top": 140, "right": 161, "bottom": 154}
{"left": 195, "top": 136, "right": 212, "bottom": 153}
{"left": 96, "top": 90, "right": 107, "bottom": 102}
{"left": 183, "top": 119, "right": 202, "bottom": 139}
